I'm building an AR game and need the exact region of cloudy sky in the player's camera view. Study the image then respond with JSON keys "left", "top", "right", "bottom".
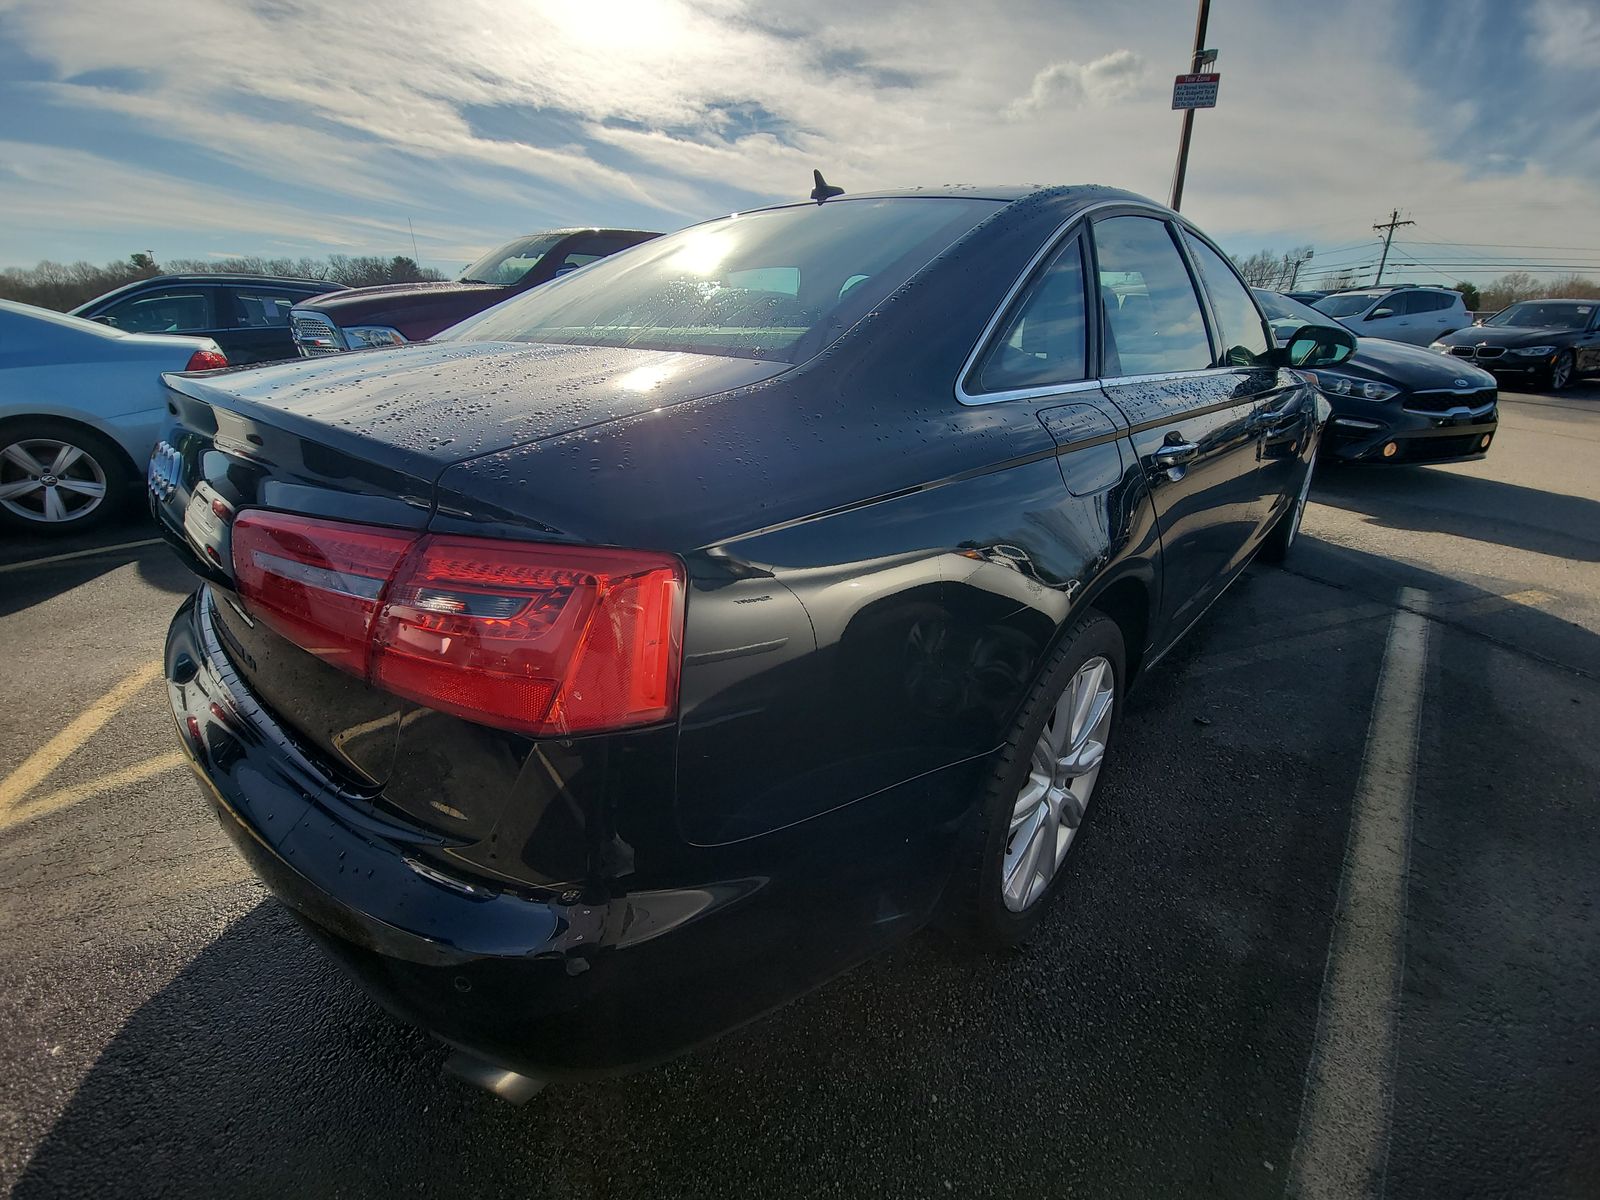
{"left": 2, "top": 0, "right": 1597, "bottom": 286}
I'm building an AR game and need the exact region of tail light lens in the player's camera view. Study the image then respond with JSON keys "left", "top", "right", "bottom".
{"left": 232, "top": 513, "right": 414, "bottom": 675}
{"left": 230, "top": 511, "right": 684, "bottom": 737}
{"left": 185, "top": 348, "right": 229, "bottom": 370}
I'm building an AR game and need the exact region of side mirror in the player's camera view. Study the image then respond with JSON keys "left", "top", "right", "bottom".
{"left": 1369, "top": 307, "right": 1394, "bottom": 320}
{"left": 91, "top": 315, "right": 116, "bottom": 326}
{"left": 1276, "top": 323, "right": 1357, "bottom": 368}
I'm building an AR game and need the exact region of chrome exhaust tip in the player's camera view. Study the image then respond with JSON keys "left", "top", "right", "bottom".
{"left": 442, "top": 1050, "right": 547, "bottom": 1105}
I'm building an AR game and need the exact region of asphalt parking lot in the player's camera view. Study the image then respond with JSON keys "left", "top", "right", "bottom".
{"left": 2, "top": 385, "right": 1598, "bottom": 1199}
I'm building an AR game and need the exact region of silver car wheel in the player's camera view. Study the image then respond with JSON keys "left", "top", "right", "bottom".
{"left": 0, "top": 438, "right": 109, "bottom": 524}
{"left": 1551, "top": 352, "right": 1573, "bottom": 390}
{"left": 1002, "top": 655, "right": 1115, "bottom": 912}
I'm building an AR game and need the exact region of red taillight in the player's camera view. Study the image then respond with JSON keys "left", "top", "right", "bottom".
{"left": 232, "top": 513, "right": 414, "bottom": 675}
{"left": 185, "top": 348, "right": 229, "bottom": 371}
{"left": 230, "top": 512, "right": 684, "bottom": 737}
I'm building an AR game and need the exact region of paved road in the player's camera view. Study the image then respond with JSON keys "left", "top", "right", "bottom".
{"left": 2, "top": 387, "right": 1597, "bottom": 1198}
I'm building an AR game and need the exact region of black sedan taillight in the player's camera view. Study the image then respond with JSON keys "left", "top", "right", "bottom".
{"left": 230, "top": 511, "right": 684, "bottom": 736}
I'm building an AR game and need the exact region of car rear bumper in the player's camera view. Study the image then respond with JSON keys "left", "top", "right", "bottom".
{"left": 166, "top": 588, "right": 952, "bottom": 1077}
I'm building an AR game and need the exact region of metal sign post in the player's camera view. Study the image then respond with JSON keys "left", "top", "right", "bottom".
{"left": 1168, "top": 0, "right": 1214, "bottom": 212}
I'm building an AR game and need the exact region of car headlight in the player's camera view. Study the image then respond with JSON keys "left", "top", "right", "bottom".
{"left": 343, "top": 325, "right": 409, "bottom": 349}
{"left": 1506, "top": 345, "right": 1556, "bottom": 357}
{"left": 1311, "top": 371, "right": 1399, "bottom": 402}
{"left": 1427, "top": 341, "right": 1451, "bottom": 353}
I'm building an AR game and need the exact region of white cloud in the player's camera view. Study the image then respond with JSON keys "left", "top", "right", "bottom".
{"left": 1526, "top": 0, "right": 1600, "bottom": 68}
{"left": 1003, "top": 51, "right": 1146, "bottom": 121}
{"left": 0, "top": 0, "right": 1595, "bottom": 274}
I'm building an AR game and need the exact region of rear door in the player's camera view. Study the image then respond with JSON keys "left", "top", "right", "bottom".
{"left": 1090, "top": 212, "right": 1275, "bottom": 640}
{"left": 219, "top": 284, "right": 306, "bottom": 363}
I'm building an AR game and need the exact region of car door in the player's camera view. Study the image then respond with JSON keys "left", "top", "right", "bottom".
{"left": 1411, "top": 291, "right": 1459, "bottom": 341}
{"left": 219, "top": 285, "right": 305, "bottom": 363}
{"left": 1580, "top": 305, "right": 1600, "bottom": 373}
{"left": 1359, "top": 290, "right": 1419, "bottom": 342}
{"left": 1090, "top": 213, "right": 1276, "bottom": 641}
{"left": 1180, "top": 231, "right": 1313, "bottom": 527}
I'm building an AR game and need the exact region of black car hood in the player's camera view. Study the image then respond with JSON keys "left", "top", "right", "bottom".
{"left": 163, "top": 340, "right": 788, "bottom": 479}
{"left": 1437, "top": 324, "right": 1578, "bottom": 349}
{"left": 1342, "top": 337, "right": 1496, "bottom": 389}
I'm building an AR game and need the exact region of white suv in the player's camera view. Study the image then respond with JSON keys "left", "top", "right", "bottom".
{"left": 1310, "top": 286, "right": 1470, "bottom": 346}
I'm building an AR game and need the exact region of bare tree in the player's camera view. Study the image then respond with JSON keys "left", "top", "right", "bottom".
{"left": 1, "top": 252, "right": 445, "bottom": 311}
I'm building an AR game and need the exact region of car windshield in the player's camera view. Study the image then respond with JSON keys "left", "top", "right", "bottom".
{"left": 444, "top": 198, "right": 1001, "bottom": 363}
{"left": 457, "top": 234, "right": 569, "bottom": 285}
{"left": 1254, "top": 289, "right": 1331, "bottom": 331}
{"left": 1483, "top": 301, "right": 1593, "bottom": 329}
{"left": 1312, "top": 292, "right": 1381, "bottom": 318}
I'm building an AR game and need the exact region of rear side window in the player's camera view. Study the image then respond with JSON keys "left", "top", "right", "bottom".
{"left": 1182, "top": 234, "right": 1270, "bottom": 366}
{"left": 97, "top": 288, "right": 216, "bottom": 334}
{"left": 968, "top": 233, "right": 1088, "bottom": 393}
{"left": 1374, "top": 292, "right": 1417, "bottom": 317}
{"left": 446, "top": 198, "right": 1000, "bottom": 363}
{"left": 229, "top": 288, "right": 298, "bottom": 328}
{"left": 1411, "top": 292, "right": 1456, "bottom": 313}
{"left": 1093, "top": 216, "right": 1211, "bottom": 376}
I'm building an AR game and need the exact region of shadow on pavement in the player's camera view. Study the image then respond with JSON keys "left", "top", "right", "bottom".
{"left": 1311, "top": 462, "right": 1600, "bottom": 563}
{"left": 0, "top": 517, "right": 192, "bottom": 620}
{"left": 12, "top": 541, "right": 1600, "bottom": 1199}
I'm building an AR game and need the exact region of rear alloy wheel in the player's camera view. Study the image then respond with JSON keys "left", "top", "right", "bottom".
{"left": 945, "top": 610, "right": 1125, "bottom": 947}
{"left": 0, "top": 423, "right": 130, "bottom": 534}
{"left": 1549, "top": 350, "right": 1574, "bottom": 392}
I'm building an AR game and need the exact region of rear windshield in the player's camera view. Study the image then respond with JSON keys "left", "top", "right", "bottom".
{"left": 443, "top": 198, "right": 1001, "bottom": 363}
{"left": 1312, "top": 292, "right": 1380, "bottom": 318}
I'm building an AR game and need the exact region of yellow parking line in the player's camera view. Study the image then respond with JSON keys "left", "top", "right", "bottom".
{"left": 0, "top": 661, "right": 163, "bottom": 815}
{"left": 1, "top": 751, "right": 187, "bottom": 832}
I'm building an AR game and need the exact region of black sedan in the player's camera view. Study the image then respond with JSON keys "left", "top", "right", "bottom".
{"left": 151, "top": 186, "right": 1354, "bottom": 1093}
{"left": 1430, "top": 298, "right": 1600, "bottom": 391}
{"left": 1258, "top": 290, "right": 1498, "bottom": 465}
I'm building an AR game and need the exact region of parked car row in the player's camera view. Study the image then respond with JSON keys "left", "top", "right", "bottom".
{"left": 1256, "top": 290, "right": 1498, "bottom": 465}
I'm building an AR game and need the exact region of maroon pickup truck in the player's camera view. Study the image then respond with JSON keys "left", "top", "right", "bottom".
{"left": 288, "top": 227, "right": 658, "bottom": 355}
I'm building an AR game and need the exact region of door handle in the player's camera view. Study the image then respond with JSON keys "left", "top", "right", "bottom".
{"left": 1151, "top": 440, "right": 1200, "bottom": 468}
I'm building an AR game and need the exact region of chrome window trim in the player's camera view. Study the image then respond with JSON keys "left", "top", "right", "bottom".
{"left": 956, "top": 199, "right": 1156, "bottom": 407}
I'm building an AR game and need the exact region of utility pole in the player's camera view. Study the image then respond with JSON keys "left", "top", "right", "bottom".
{"left": 1288, "top": 248, "right": 1313, "bottom": 289}
{"left": 1168, "top": 0, "right": 1213, "bottom": 212}
{"left": 1372, "top": 209, "right": 1414, "bottom": 286}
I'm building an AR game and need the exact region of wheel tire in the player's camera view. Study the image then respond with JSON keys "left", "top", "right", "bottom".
{"left": 0, "top": 419, "right": 132, "bottom": 535}
{"left": 942, "top": 609, "right": 1125, "bottom": 949}
{"left": 1258, "top": 455, "right": 1315, "bottom": 565}
{"left": 1548, "top": 350, "right": 1575, "bottom": 392}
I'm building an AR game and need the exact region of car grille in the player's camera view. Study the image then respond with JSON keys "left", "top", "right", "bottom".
{"left": 1448, "top": 344, "right": 1505, "bottom": 361}
{"left": 1403, "top": 387, "right": 1497, "bottom": 415}
{"left": 289, "top": 310, "right": 346, "bottom": 356}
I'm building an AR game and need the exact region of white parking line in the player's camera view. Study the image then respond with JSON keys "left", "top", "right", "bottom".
{"left": 0, "top": 536, "right": 164, "bottom": 575}
{"left": 1287, "top": 587, "right": 1430, "bottom": 1200}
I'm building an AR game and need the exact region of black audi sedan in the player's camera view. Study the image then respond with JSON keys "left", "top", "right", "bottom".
{"left": 1257, "top": 290, "right": 1498, "bottom": 464}
{"left": 152, "top": 186, "right": 1354, "bottom": 1093}
{"left": 1430, "top": 298, "right": 1600, "bottom": 391}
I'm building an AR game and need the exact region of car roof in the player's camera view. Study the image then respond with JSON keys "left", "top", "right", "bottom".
{"left": 73, "top": 273, "right": 349, "bottom": 313}
{"left": 1508, "top": 297, "right": 1597, "bottom": 305}
{"left": 736, "top": 184, "right": 1164, "bottom": 223}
